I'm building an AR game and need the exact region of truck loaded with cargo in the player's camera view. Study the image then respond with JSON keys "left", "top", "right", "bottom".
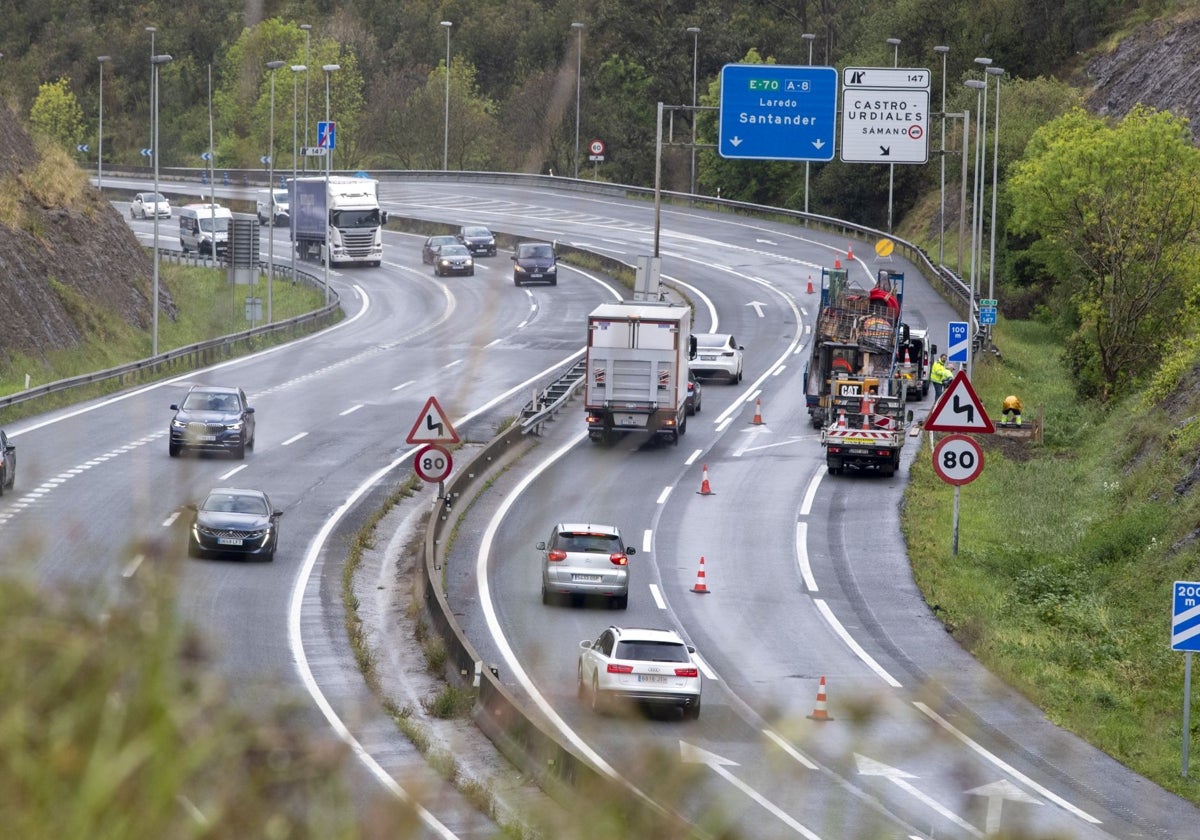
{"left": 584, "top": 300, "right": 695, "bottom": 445}
{"left": 820, "top": 379, "right": 908, "bottom": 476}
{"left": 288, "top": 176, "right": 387, "bottom": 267}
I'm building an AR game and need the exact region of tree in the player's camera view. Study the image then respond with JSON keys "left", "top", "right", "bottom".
{"left": 1007, "top": 106, "right": 1200, "bottom": 398}
{"left": 30, "top": 78, "right": 84, "bottom": 152}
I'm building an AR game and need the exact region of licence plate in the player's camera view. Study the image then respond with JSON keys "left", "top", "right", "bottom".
{"left": 848, "top": 447, "right": 869, "bottom": 455}
{"left": 572, "top": 574, "right": 601, "bottom": 583}
{"left": 200, "top": 435, "right": 217, "bottom": 442}
{"left": 700, "top": 354, "right": 716, "bottom": 361}
{"left": 218, "top": 537, "right": 244, "bottom": 546}
{"left": 530, "top": 272, "right": 543, "bottom": 278}
{"left": 637, "top": 674, "right": 667, "bottom": 684}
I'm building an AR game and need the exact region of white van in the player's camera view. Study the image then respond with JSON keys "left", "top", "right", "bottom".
{"left": 178, "top": 203, "right": 232, "bottom": 258}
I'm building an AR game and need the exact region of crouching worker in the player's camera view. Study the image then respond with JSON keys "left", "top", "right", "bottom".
{"left": 1002, "top": 394, "right": 1023, "bottom": 426}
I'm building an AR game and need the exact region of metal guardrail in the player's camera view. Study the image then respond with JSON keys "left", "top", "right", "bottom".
{"left": 0, "top": 254, "right": 338, "bottom": 414}
{"left": 518, "top": 357, "right": 587, "bottom": 435}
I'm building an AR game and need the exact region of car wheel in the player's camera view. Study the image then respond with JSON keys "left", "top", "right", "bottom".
{"left": 683, "top": 696, "right": 701, "bottom": 721}
{"left": 614, "top": 593, "right": 628, "bottom": 610}
{"left": 550, "top": 278, "right": 557, "bottom": 286}
{"left": 234, "top": 441, "right": 246, "bottom": 460}
{"left": 541, "top": 582, "right": 552, "bottom": 606}
{"left": 0, "top": 468, "right": 5, "bottom": 496}
{"left": 187, "top": 539, "right": 201, "bottom": 558}
{"left": 169, "top": 441, "right": 181, "bottom": 457}
{"left": 514, "top": 276, "right": 522, "bottom": 286}
{"left": 469, "top": 268, "right": 475, "bottom": 276}
{"left": 695, "top": 395, "right": 702, "bottom": 414}
{"left": 130, "top": 208, "right": 136, "bottom": 219}
{"left": 591, "top": 676, "right": 605, "bottom": 714}
{"left": 578, "top": 665, "right": 587, "bottom": 701}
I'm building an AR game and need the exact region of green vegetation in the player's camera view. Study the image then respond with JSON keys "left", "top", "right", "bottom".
{"left": 902, "top": 318, "right": 1200, "bottom": 804}
{"left": 0, "top": 263, "right": 330, "bottom": 421}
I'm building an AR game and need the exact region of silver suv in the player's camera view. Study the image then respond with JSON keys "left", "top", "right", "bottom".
{"left": 539, "top": 523, "right": 636, "bottom": 608}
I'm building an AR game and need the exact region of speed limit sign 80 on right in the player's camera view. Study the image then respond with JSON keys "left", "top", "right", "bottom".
{"left": 932, "top": 434, "right": 984, "bottom": 485}
{"left": 414, "top": 444, "right": 453, "bottom": 483}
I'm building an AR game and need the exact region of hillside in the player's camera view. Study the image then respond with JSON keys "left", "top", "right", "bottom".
{"left": 0, "top": 111, "right": 169, "bottom": 371}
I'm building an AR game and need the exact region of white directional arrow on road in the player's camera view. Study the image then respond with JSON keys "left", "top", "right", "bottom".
{"left": 747, "top": 301, "right": 766, "bottom": 317}
{"left": 681, "top": 742, "right": 823, "bottom": 838}
{"left": 855, "top": 754, "right": 983, "bottom": 837}
{"left": 966, "top": 779, "right": 1042, "bottom": 834}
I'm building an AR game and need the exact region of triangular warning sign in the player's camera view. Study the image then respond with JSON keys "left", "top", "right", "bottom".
{"left": 923, "top": 371, "right": 994, "bottom": 433}
{"left": 406, "top": 396, "right": 460, "bottom": 444}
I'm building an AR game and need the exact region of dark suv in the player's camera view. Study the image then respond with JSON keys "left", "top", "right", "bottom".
{"left": 169, "top": 385, "right": 256, "bottom": 459}
{"left": 512, "top": 242, "right": 557, "bottom": 287}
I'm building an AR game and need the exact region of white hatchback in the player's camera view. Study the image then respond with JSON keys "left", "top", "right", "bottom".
{"left": 130, "top": 192, "right": 171, "bottom": 219}
{"left": 578, "top": 626, "right": 701, "bottom": 719}
{"left": 690, "top": 332, "right": 744, "bottom": 383}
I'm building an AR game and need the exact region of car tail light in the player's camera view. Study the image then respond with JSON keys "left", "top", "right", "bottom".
{"left": 675, "top": 667, "right": 699, "bottom": 678}
{"left": 607, "top": 663, "right": 634, "bottom": 674}
{"left": 547, "top": 549, "right": 567, "bottom": 562}
{"left": 609, "top": 553, "right": 628, "bottom": 566}
{"left": 827, "top": 445, "right": 842, "bottom": 454}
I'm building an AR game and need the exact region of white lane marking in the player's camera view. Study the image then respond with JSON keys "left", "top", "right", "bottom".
{"left": 642, "top": 530, "right": 652, "bottom": 553}
{"left": 914, "top": 703, "right": 1102, "bottom": 825}
{"left": 796, "top": 522, "right": 817, "bottom": 592}
{"left": 812, "top": 598, "right": 901, "bottom": 688}
{"left": 162, "top": 511, "right": 180, "bottom": 528}
{"left": 340, "top": 404, "right": 364, "bottom": 416}
{"left": 392, "top": 380, "right": 416, "bottom": 391}
{"left": 219, "top": 464, "right": 248, "bottom": 481}
{"left": 649, "top": 583, "right": 666, "bottom": 609}
{"left": 800, "top": 467, "right": 824, "bottom": 516}
{"left": 763, "top": 729, "right": 819, "bottom": 770}
{"left": 684, "top": 448, "right": 701, "bottom": 465}
{"left": 282, "top": 432, "right": 308, "bottom": 446}
{"left": 656, "top": 486, "right": 672, "bottom": 505}
{"left": 122, "top": 554, "right": 145, "bottom": 578}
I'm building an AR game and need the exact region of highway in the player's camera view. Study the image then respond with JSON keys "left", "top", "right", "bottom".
{"left": 8, "top": 175, "right": 1198, "bottom": 838}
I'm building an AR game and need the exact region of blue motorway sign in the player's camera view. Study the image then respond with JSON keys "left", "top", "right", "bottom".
{"left": 947, "top": 321, "right": 969, "bottom": 363}
{"left": 1173, "top": 581, "right": 1200, "bottom": 652}
{"left": 980, "top": 306, "right": 997, "bottom": 326}
{"left": 718, "top": 64, "right": 837, "bottom": 162}
{"left": 317, "top": 120, "right": 336, "bottom": 150}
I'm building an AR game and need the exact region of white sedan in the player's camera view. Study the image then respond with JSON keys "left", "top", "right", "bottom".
{"left": 578, "top": 626, "right": 701, "bottom": 719}
{"left": 690, "top": 332, "right": 744, "bottom": 383}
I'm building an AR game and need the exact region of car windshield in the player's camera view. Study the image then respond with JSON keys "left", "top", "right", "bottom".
{"left": 558, "top": 532, "right": 620, "bottom": 552}
{"left": 521, "top": 245, "right": 553, "bottom": 259}
{"left": 184, "top": 392, "right": 238, "bottom": 411}
{"left": 198, "top": 217, "right": 229, "bottom": 233}
{"left": 440, "top": 245, "right": 469, "bottom": 256}
{"left": 204, "top": 493, "right": 267, "bottom": 515}
{"left": 149, "top": 193, "right": 166, "bottom": 203}
{"left": 614, "top": 640, "right": 690, "bottom": 663}
{"left": 272, "top": 189, "right": 288, "bottom": 204}
{"left": 464, "top": 227, "right": 490, "bottom": 237}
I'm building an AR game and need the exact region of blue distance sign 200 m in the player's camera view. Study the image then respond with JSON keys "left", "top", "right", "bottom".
{"left": 718, "top": 64, "right": 837, "bottom": 162}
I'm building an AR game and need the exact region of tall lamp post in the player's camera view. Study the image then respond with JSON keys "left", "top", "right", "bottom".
{"left": 964, "top": 79, "right": 986, "bottom": 380}
{"left": 802, "top": 32, "right": 816, "bottom": 214}
{"left": 973, "top": 56, "right": 993, "bottom": 294}
{"left": 97, "top": 56, "right": 110, "bottom": 192}
{"left": 146, "top": 26, "right": 156, "bottom": 150}
{"left": 686, "top": 26, "right": 700, "bottom": 194}
{"left": 572, "top": 22, "right": 585, "bottom": 179}
{"left": 986, "top": 66, "right": 1005, "bottom": 306}
{"left": 150, "top": 53, "right": 173, "bottom": 357}
{"left": 933, "top": 45, "right": 949, "bottom": 266}
{"left": 440, "top": 21, "right": 452, "bottom": 171}
{"left": 299, "top": 24, "right": 312, "bottom": 169}
{"left": 322, "top": 63, "right": 339, "bottom": 306}
{"left": 291, "top": 64, "right": 305, "bottom": 283}
{"left": 266, "top": 60, "right": 285, "bottom": 325}
{"left": 886, "top": 37, "right": 901, "bottom": 232}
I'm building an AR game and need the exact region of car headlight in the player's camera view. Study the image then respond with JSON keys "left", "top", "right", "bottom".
{"left": 514, "top": 264, "right": 527, "bottom": 273}
{"left": 171, "top": 419, "right": 187, "bottom": 429}
{"left": 226, "top": 420, "right": 243, "bottom": 431}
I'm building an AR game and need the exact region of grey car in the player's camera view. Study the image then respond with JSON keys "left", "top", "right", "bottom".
{"left": 539, "top": 523, "right": 635, "bottom": 608}
{"left": 0, "top": 429, "right": 14, "bottom": 496}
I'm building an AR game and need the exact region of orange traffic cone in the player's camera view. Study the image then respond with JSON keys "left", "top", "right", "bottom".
{"left": 691, "top": 556, "right": 711, "bottom": 594}
{"left": 860, "top": 397, "right": 873, "bottom": 429}
{"left": 806, "top": 275, "right": 814, "bottom": 294}
{"left": 903, "top": 347, "right": 912, "bottom": 367}
{"left": 847, "top": 243, "right": 854, "bottom": 261}
{"left": 698, "top": 464, "right": 715, "bottom": 496}
{"left": 807, "top": 676, "right": 833, "bottom": 721}
{"left": 751, "top": 398, "right": 765, "bottom": 425}
{"left": 833, "top": 258, "right": 842, "bottom": 270}
{"left": 835, "top": 409, "right": 847, "bottom": 429}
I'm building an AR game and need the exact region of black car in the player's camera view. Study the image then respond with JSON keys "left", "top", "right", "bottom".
{"left": 0, "top": 429, "right": 14, "bottom": 496}
{"left": 169, "top": 385, "right": 256, "bottom": 459}
{"left": 685, "top": 372, "right": 703, "bottom": 416}
{"left": 422, "top": 235, "right": 459, "bottom": 265}
{"left": 457, "top": 225, "right": 497, "bottom": 256}
{"left": 187, "top": 487, "right": 281, "bottom": 561}
{"left": 512, "top": 242, "right": 557, "bottom": 287}
{"left": 434, "top": 243, "right": 475, "bottom": 276}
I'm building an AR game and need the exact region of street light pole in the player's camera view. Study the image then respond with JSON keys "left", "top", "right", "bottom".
{"left": 802, "top": 33, "right": 816, "bottom": 214}
{"left": 266, "top": 60, "right": 284, "bottom": 325}
{"left": 933, "top": 45, "right": 949, "bottom": 266}
{"left": 572, "top": 22, "right": 585, "bottom": 179}
{"left": 886, "top": 37, "right": 901, "bottom": 232}
{"left": 300, "top": 24, "right": 311, "bottom": 170}
{"left": 97, "top": 56, "right": 109, "bottom": 192}
{"left": 973, "top": 57, "right": 993, "bottom": 296}
{"left": 150, "top": 53, "right": 173, "bottom": 357}
{"left": 440, "top": 21, "right": 452, "bottom": 171}
{"left": 687, "top": 26, "right": 700, "bottom": 195}
{"left": 322, "top": 63, "right": 339, "bottom": 306}
{"left": 291, "top": 64, "right": 305, "bottom": 283}
{"left": 965, "top": 79, "right": 986, "bottom": 380}
{"left": 986, "top": 66, "right": 1005, "bottom": 306}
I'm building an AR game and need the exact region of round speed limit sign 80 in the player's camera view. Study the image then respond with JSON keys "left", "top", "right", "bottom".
{"left": 414, "top": 444, "right": 453, "bottom": 483}
{"left": 932, "top": 434, "right": 984, "bottom": 485}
